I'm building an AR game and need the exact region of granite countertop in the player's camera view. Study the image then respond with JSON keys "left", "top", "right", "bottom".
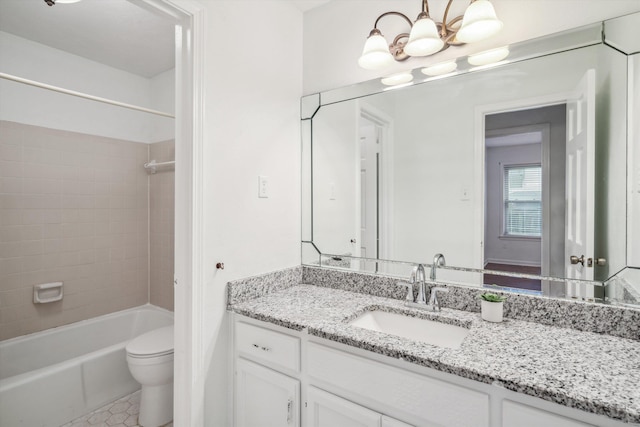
{"left": 229, "top": 284, "right": 640, "bottom": 424}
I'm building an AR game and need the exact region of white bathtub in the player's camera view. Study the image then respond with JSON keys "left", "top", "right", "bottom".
{"left": 0, "top": 304, "right": 173, "bottom": 427}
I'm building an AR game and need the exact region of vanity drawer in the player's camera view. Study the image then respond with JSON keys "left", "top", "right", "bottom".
{"left": 235, "top": 321, "right": 300, "bottom": 373}
{"left": 307, "top": 342, "right": 490, "bottom": 427}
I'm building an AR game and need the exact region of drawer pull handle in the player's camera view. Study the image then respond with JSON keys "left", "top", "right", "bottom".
{"left": 252, "top": 343, "right": 271, "bottom": 352}
{"left": 287, "top": 398, "right": 292, "bottom": 423}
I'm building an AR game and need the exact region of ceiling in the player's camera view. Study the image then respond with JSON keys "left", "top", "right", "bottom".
{"left": 0, "top": 0, "right": 175, "bottom": 78}
{"left": 0, "top": 0, "right": 330, "bottom": 79}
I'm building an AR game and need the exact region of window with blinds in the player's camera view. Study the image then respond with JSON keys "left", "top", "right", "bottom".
{"left": 503, "top": 164, "right": 542, "bottom": 237}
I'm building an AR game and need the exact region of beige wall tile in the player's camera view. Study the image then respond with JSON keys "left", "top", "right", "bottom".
{"left": 0, "top": 160, "right": 23, "bottom": 177}
{"left": 149, "top": 139, "right": 174, "bottom": 312}
{"left": 0, "top": 122, "right": 154, "bottom": 340}
{"left": 0, "top": 143, "right": 22, "bottom": 161}
{"left": 0, "top": 177, "right": 22, "bottom": 194}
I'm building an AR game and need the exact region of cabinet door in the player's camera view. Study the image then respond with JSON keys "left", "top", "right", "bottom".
{"left": 306, "top": 386, "right": 380, "bottom": 427}
{"left": 235, "top": 358, "right": 300, "bottom": 427}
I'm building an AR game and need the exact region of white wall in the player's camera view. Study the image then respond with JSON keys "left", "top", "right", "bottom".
{"left": 303, "top": 0, "right": 640, "bottom": 94}
{"left": 594, "top": 46, "right": 628, "bottom": 281}
{"left": 150, "top": 68, "right": 176, "bottom": 143}
{"left": 484, "top": 143, "right": 541, "bottom": 266}
{"left": 199, "top": 2, "right": 303, "bottom": 426}
{"left": 313, "top": 101, "right": 358, "bottom": 256}
{"left": 0, "top": 31, "right": 174, "bottom": 143}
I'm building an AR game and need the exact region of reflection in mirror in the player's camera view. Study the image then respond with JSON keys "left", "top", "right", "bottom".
{"left": 483, "top": 104, "right": 576, "bottom": 299}
{"left": 605, "top": 267, "right": 640, "bottom": 306}
{"left": 302, "top": 14, "right": 640, "bottom": 305}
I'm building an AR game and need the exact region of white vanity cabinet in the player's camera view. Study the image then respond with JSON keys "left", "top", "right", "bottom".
{"left": 234, "top": 320, "right": 301, "bottom": 427}
{"left": 231, "top": 314, "right": 630, "bottom": 427}
{"left": 236, "top": 358, "right": 300, "bottom": 427}
{"left": 306, "top": 386, "right": 413, "bottom": 427}
{"left": 306, "top": 386, "right": 384, "bottom": 427}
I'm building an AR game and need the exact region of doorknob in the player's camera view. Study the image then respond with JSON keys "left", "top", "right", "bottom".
{"left": 570, "top": 255, "right": 606, "bottom": 267}
{"left": 570, "top": 255, "right": 585, "bottom": 266}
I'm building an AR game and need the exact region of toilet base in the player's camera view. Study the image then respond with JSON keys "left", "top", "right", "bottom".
{"left": 139, "top": 383, "right": 173, "bottom": 427}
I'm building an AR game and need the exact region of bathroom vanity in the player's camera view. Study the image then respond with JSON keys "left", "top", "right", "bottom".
{"left": 228, "top": 270, "right": 640, "bottom": 427}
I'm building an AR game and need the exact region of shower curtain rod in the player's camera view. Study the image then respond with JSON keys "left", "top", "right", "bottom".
{"left": 144, "top": 160, "right": 175, "bottom": 174}
{"left": 0, "top": 72, "right": 175, "bottom": 119}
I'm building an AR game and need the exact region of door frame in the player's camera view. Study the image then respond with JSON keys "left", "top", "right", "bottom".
{"left": 474, "top": 93, "right": 572, "bottom": 282}
{"left": 356, "top": 101, "right": 394, "bottom": 262}
{"left": 133, "top": 0, "right": 205, "bottom": 425}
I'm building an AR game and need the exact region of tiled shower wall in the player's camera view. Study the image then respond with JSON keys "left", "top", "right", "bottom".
{"left": 149, "top": 140, "right": 174, "bottom": 311}
{"left": 0, "top": 121, "right": 174, "bottom": 341}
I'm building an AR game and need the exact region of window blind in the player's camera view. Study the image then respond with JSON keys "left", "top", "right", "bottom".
{"left": 503, "top": 165, "right": 542, "bottom": 237}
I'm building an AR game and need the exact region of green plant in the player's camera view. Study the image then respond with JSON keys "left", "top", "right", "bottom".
{"left": 480, "top": 292, "right": 507, "bottom": 303}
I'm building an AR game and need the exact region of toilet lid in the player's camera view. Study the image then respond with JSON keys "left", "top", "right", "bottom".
{"left": 126, "top": 325, "right": 174, "bottom": 357}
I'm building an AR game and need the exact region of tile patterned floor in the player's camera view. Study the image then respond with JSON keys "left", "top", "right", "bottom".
{"left": 60, "top": 391, "right": 173, "bottom": 427}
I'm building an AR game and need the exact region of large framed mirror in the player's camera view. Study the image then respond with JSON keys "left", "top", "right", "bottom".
{"left": 301, "top": 12, "right": 640, "bottom": 306}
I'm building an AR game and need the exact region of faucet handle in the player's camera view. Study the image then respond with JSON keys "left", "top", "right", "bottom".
{"left": 429, "top": 287, "right": 449, "bottom": 311}
{"left": 398, "top": 281, "right": 414, "bottom": 302}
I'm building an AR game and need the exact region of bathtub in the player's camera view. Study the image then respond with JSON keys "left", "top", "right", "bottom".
{"left": 0, "top": 304, "right": 173, "bottom": 427}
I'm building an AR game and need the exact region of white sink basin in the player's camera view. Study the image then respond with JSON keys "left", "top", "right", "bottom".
{"left": 349, "top": 310, "right": 470, "bottom": 349}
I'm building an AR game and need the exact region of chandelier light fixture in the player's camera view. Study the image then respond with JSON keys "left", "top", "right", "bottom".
{"left": 358, "top": 0, "right": 503, "bottom": 70}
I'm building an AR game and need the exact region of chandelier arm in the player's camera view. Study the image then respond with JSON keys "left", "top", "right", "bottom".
{"left": 373, "top": 11, "right": 414, "bottom": 29}
{"left": 422, "top": 0, "right": 430, "bottom": 15}
{"left": 441, "top": 0, "right": 457, "bottom": 37}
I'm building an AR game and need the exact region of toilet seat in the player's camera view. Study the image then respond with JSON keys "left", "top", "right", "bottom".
{"left": 126, "top": 325, "right": 174, "bottom": 359}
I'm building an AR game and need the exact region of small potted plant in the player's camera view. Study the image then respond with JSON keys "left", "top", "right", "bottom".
{"left": 479, "top": 292, "right": 507, "bottom": 322}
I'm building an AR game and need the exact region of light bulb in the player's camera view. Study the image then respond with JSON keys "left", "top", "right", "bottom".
{"left": 421, "top": 61, "right": 457, "bottom": 76}
{"left": 358, "top": 30, "right": 394, "bottom": 70}
{"left": 468, "top": 46, "right": 509, "bottom": 66}
{"left": 381, "top": 72, "right": 414, "bottom": 86}
{"left": 404, "top": 15, "right": 444, "bottom": 57}
{"left": 457, "top": 0, "right": 503, "bottom": 43}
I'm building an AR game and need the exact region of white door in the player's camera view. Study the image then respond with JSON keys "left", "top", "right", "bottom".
{"left": 565, "top": 69, "right": 596, "bottom": 297}
{"left": 359, "top": 118, "right": 379, "bottom": 259}
{"left": 306, "top": 386, "right": 380, "bottom": 427}
{"left": 235, "top": 358, "right": 300, "bottom": 427}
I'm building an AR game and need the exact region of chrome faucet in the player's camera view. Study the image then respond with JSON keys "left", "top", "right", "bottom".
{"left": 400, "top": 263, "right": 448, "bottom": 311}
{"left": 399, "top": 264, "right": 426, "bottom": 305}
{"left": 430, "top": 253, "right": 446, "bottom": 281}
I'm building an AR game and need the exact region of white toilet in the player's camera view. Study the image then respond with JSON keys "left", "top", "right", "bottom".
{"left": 126, "top": 325, "right": 174, "bottom": 427}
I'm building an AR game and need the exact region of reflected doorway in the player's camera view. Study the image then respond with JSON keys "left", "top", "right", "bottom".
{"left": 483, "top": 105, "right": 567, "bottom": 294}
